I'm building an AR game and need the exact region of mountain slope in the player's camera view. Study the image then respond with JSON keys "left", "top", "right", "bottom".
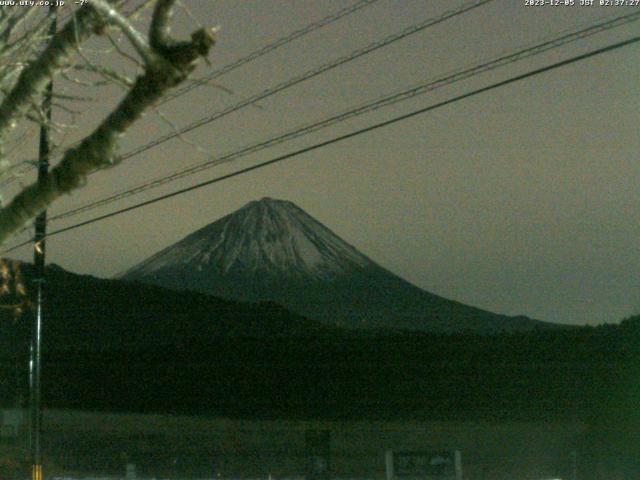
{"left": 123, "top": 197, "right": 374, "bottom": 280}
{"left": 121, "top": 198, "right": 553, "bottom": 333}
{"left": 0, "top": 260, "right": 331, "bottom": 356}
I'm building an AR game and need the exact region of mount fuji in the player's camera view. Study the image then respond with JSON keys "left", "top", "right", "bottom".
{"left": 120, "top": 198, "right": 551, "bottom": 333}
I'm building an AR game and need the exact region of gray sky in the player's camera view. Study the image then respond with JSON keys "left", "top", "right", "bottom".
{"left": 6, "top": 0, "right": 640, "bottom": 326}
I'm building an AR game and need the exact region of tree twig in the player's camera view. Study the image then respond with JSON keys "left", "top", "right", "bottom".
{"left": 0, "top": 0, "right": 217, "bottom": 243}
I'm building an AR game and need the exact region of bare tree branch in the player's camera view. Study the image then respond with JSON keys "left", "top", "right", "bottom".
{"left": 0, "top": 0, "right": 217, "bottom": 243}
{"left": 0, "top": 6, "right": 104, "bottom": 152}
{"left": 149, "top": 0, "right": 176, "bottom": 51}
{"left": 107, "top": 33, "right": 144, "bottom": 69}
{"left": 89, "top": 0, "right": 156, "bottom": 65}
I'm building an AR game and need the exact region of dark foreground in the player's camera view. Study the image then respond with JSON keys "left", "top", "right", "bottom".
{"left": 0, "top": 409, "right": 638, "bottom": 480}
{"left": 0, "top": 320, "right": 638, "bottom": 479}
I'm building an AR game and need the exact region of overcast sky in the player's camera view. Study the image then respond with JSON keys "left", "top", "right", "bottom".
{"left": 5, "top": 0, "right": 639, "bottom": 326}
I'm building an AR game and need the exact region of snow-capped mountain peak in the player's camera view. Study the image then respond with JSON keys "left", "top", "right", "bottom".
{"left": 122, "top": 197, "right": 374, "bottom": 280}
{"left": 121, "top": 198, "right": 552, "bottom": 333}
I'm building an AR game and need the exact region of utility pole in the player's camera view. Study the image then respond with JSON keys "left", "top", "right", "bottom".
{"left": 30, "top": 6, "right": 57, "bottom": 480}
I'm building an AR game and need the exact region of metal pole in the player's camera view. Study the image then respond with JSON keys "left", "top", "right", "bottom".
{"left": 30, "top": 6, "right": 56, "bottom": 480}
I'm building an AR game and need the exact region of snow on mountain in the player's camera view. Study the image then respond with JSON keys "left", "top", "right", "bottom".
{"left": 121, "top": 198, "right": 554, "bottom": 333}
{"left": 124, "top": 198, "right": 373, "bottom": 280}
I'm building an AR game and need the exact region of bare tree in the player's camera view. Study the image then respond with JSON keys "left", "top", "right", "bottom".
{"left": 0, "top": 0, "right": 216, "bottom": 244}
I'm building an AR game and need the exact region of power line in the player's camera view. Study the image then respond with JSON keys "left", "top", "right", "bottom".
{"left": 0, "top": 0, "right": 473, "bottom": 188}
{"left": 49, "top": 10, "right": 640, "bottom": 222}
{"left": 158, "top": 0, "right": 383, "bottom": 105}
{"left": 114, "top": 0, "right": 496, "bottom": 160}
{"left": 3, "top": 34, "right": 637, "bottom": 255}
{"left": 12, "top": 0, "right": 493, "bottom": 208}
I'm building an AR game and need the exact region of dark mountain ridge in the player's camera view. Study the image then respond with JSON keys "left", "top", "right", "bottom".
{"left": 0, "top": 260, "right": 332, "bottom": 355}
{"left": 0, "top": 259, "right": 636, "bottom": 425}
